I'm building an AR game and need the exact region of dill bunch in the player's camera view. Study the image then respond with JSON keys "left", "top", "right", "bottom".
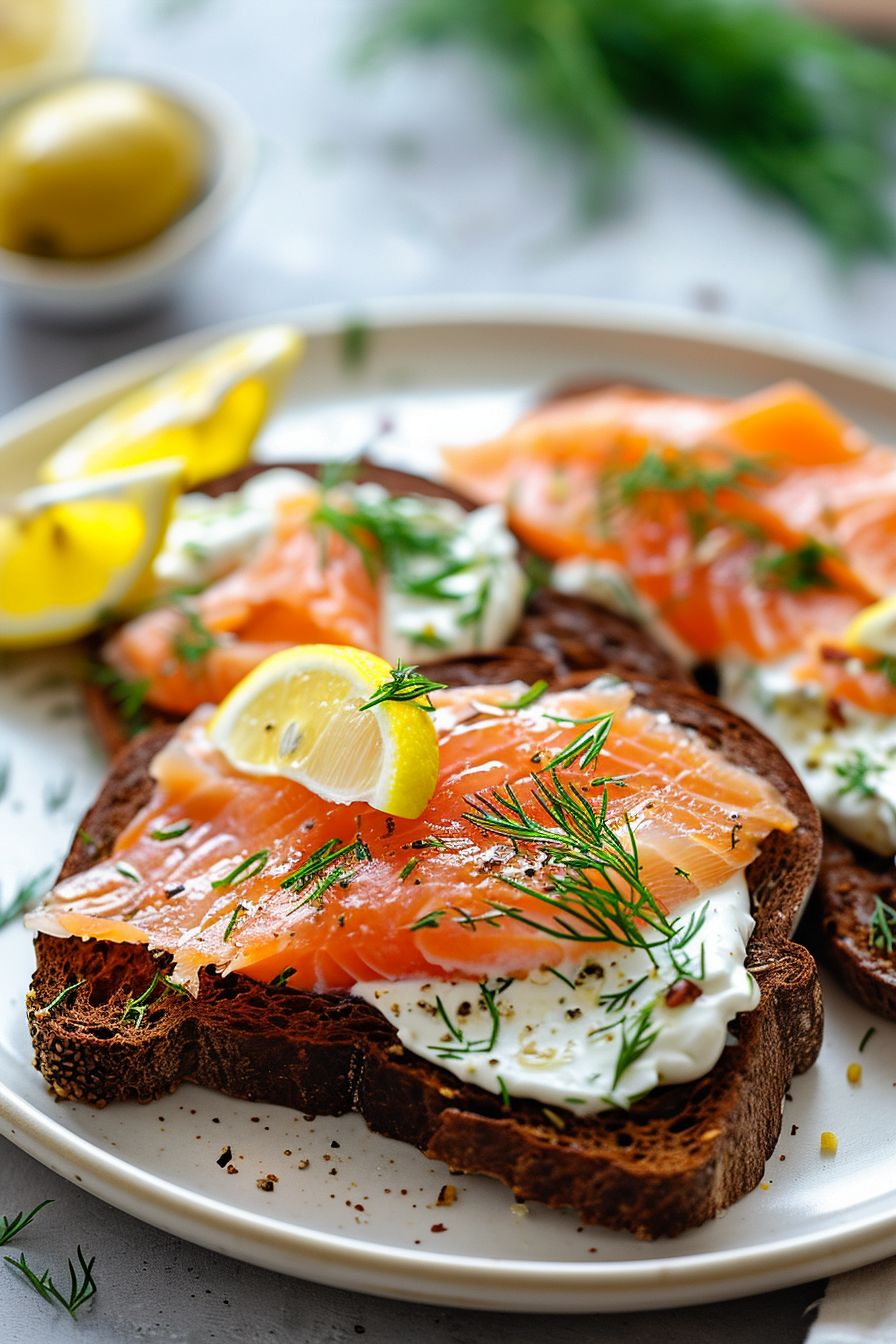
{"left": 361, "top": 0, "right": 896, "bottom": 255}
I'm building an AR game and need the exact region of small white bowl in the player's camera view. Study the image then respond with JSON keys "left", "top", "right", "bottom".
{"left": 0, "top": 69, "right": 257, "bottom": 323}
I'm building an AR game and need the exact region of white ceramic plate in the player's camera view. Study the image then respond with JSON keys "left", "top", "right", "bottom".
{"left": 3, "top": 297, "right": 896, "bottom": 1314}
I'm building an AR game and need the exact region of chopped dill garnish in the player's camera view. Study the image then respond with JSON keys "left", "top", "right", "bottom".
{"left": 4, "top": 1245, "right": 96, "bottom": 1319}
{"left": 464, "top": 770, "right": 678, "bottom": 959}
{"left": 497, "top": 1075, "right": 510, "bottom": 1108}
{"left": 541, "top": 711, "right": 614, "bottom": 773}
{"left": 408, "top": 907, "right": 445, "bottom": 931}
{"left": 598, "top": 975, "right": 649, "bottom": 1014}
{"left": 611, "top": 1002, "right": 660, "bottom": 1090}
{"left": 171, "top": 600, "right": 218, "bottom": 666}
{"left": 115, "top": 862, "right": 141, "bottom": 883}
{"left": 753, "top": 539, "right": 835, "bottom": 593}
{"left": 834, "top": 750, "right": 884, "bottom": 802}
{"left": 0, "top": 756, "right": 10, "bottom": 804}
{"left": 38, "top": 980, "right": 85, "bottom": 1015}
{"left": 859, "top": 1026, "right": 877, "bottom": 1053}
{"left": 222, "top": 903, "right": 248, "bottom": 941}
{"left": 77, "top": 828, "right": 98, "bottom": 849}
{"left": 150, "top": 821, "right": 191, "bottom": 842}
{"left": 341, "top": 316, "right": 371, "bottom": 370}
{"left": 599, "top": 448, "right": 764, "bottom": 541}
{"left": 280, "top": 838, "right": 370, "bottom": 892}
{"left": 0, "top": 867, "right": 52, "bottom": 932}
{"left": 498, "top": 680, "right": 548, "bottom": 711}
{"left": 0, "top": 1201, "right": 52, "bottom": 1247}
{"left": 431, "top": 982, "right": 501, "bottom": 1060}
{"left": 85, "top": 663, "right": 150, "bottom": 737}
{"left": 270, "top": 967, "right": 297, "bottom": 989}
{"left": 870, "top": 896, "right": 896, "bottom": 954}
{"left": 119, "top": 971, "right": 184, "bottom": 1028}
{"left": 211, "top": 850, "right": 269, "bottom": 889}
{"left": 358, "top": 660, "right": 447, "bottom": 712}
{"left": 399, "top": 857, "right": 420, "bottom": 880}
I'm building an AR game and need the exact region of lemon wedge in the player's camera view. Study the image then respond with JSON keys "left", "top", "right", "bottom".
{"left": 208, "top": 645, "right": 440, "bottom": 820}
{"left": 843, "top": 597, "right": 896, "bottom": 658}
{"left": 40, "top": 324, "right": 304, "bottom": 489}
{"left": 0, "top": 458, "right": 182, "bottom": 647}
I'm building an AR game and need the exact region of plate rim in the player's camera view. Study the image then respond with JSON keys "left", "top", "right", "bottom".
{"left": 4, "top": 294, "right": 896, "bottom": 1311}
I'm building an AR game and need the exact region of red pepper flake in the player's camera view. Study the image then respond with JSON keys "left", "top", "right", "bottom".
{"left": 665, "top": 979, "right": 703, "bottom": 1008}
{"left": 430, "top": 1223, "right": 447, "bottom": 1233}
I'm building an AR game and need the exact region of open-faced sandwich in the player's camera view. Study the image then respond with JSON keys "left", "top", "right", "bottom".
{"left": 442, "top": 378, "right": 896, "bottom": 1024}
{"left": 25, "top": 641, "right": 821, "bottom": 1238}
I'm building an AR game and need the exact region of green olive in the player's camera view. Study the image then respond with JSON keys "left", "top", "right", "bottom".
{"left": 0, "top": 77, "right": 206, "bottom": 260}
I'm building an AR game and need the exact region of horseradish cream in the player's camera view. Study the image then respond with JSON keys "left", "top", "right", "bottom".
{"left": 722, "top": 658, "right": 896, "bottom": 856}
{"left": 353, "top": 874, "right": 758, "bottom": 1115}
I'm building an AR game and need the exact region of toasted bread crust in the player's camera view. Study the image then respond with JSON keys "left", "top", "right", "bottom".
{"left": 813, "top": 828, "right": 896, "bottom": 1020}
{"left": 28, "top": 671, "right": 822, "bottom": 1238}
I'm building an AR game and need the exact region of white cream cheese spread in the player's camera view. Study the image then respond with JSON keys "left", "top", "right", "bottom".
{"left": 721, "top": 658, "right": 896, "bottom": 856}
{"left": 152, "top": 468, "right": 526, "bottom": 664}
{"left": 353, "top": 873, "right": 758, "bottom": 1114}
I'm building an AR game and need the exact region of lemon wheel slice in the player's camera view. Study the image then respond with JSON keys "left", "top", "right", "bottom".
{"left": 0, "top": 458, "right": 183, "bottom": 647}
{"left": 843, "top": 597, "right": 896, "bottom": 658}
{"left": 208, "top": 645, "right": 440, "bottom": 820}
{"left": 40, "top": 324, "right": 304, "bottom": 489}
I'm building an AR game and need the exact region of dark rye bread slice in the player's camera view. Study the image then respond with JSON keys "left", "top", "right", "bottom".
{"left": 85, "top": 458, "right": 690, "bottom": 756}
{"left": 28, "top": 667, "right": 822, "bottom": 1239}
{"left": 812, "top": 827, "right": 896, "bottom": 1021}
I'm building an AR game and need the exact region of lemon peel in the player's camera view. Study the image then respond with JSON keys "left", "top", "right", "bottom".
{"left": 0, "top": 458, "right": 182, "bottom": 647}
{"left": 208, "top": 644, "right": 440, "bottom": 820}
{"left": 40, "top": 324, "right": 304, "bottom": 489}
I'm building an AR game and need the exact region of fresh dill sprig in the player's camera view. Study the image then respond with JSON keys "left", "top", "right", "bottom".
{"left": 870, "top": 895, "right": 896, "bottom": 955}
{"left": 753, "top": 539, "right": 835, "bottom": 594}
{"left": 120, "top": 971, "right": 185, "bottom": 1028}
{"left": 541, "top": 710, "right": 614, "bottom": 772}
{"left": 38, "top": 980, "right": 85, "bottom": 1016}
{"left": 211, "top": 850, "right": 269, "bottom": 889}
{"left": 0, "top": 868, "right": 53, "bottom": 932}
{"left": 362, "top": 0, "right": 896, "bottom": 257}
{"left": 359, "top": 660, "right": 447, "bottom": 712}
{"left": 280, "top": 837, "right": 371, "bottom": 892}
{"left": 432, "top": 982, "right": 501, "bottom": 1060}
{"left": 834, "top": 750, "right": 884, "bottom": 803}
{"left": 611, "top": 1001, "right": 660, "bottom": 1091}
{"left": 399, "top": 857, "right": 420, "bottom": 880}
{"left": 464, "top": 770, "right": 678, "bottom": 959}
{"left": 222, "top": 903, "right": 247, "bottom": 941}
{"left": 0, "top": 1201, "right": 53, "bottom": 1247}
{"left": 5, "top": 1245, "right": 96, "bottom": 1320}
{"left": 599, "top": 447, "right": 764, "bottom": 541}
{"left": 171, "top": 600, "right": 218, "bottom": 666}
{"left": 85, "top": 663, "right": 151, "bottom": 738}
{"left": 598, "top": 975, "right": 648, "bottom": 1014}
{"left": 497, "top": 680, "right": 548, "bottom": 711}
{"left": 150, "top": 821, "right": 192, "bottom": 842}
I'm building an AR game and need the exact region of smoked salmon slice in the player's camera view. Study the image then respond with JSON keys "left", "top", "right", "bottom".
{"left": 105, "top": 492, "right": 383, "bottom": 715}
{"left": 29, "top": 681, "right": 796, "bottom": 992}
{"left": 442, "top": 380, "right": 881, "bottom": 662}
